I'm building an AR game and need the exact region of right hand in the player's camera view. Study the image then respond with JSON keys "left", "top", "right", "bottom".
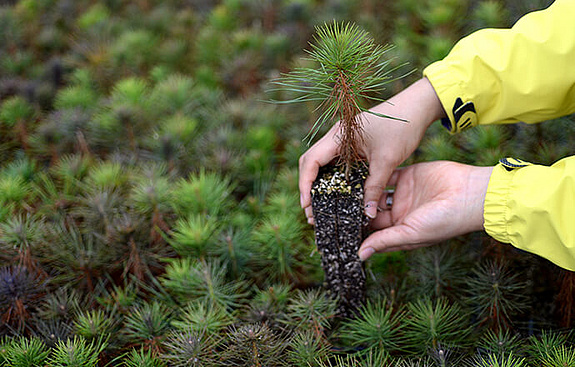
{"left": 298, "top": 77, "right": 447, "bottom": 224}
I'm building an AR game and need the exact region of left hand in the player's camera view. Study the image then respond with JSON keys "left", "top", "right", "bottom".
{"left": 358, "top": 161, "right": 493, "bottom": 261}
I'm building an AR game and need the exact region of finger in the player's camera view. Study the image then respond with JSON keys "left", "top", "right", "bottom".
{"left": 298, "top": 140, "right": 339, "bottom": 210}
{"left": 363, "top": 161, "right": 393, "bottom": 219}
{"left": 358, "top": 224, "right": 420, "bottom": 260}
{"left": 304, "top": 205, "right": 314, "bottom": 225}
{"left": 370, "top": 208, "right": 393, "bottom": 229}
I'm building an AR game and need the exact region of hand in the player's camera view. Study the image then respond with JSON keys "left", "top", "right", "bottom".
{"left": 299, "top": 78, "right": 446, "bottom": 224}
{"left": 358, "top": 161, "right": 493, "bottom": 261}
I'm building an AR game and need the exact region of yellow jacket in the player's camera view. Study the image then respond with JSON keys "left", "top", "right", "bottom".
{"left": 423, "top": 0, "right": 575, "bottom": 270}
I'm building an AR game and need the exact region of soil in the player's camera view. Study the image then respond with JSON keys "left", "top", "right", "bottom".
{"left": 311, "top": 164, "right": 369, "bottom": 317}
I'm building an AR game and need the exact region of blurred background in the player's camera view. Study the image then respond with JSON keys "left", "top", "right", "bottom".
{"left": 2, "top": 0, "right": 575, "bottom": 365}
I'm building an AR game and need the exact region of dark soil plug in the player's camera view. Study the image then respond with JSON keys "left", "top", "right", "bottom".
{"left": 311, "top": 164, "right": 369, "bottom": 317}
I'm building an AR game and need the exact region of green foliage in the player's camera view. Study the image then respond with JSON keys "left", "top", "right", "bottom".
{"left": 0, "top": 214, "right": 44, "bottom": 252}
{"left": 339, "top": 298, "right": 403, "bottom": 354}
{"left": 74, "top": 309, "right": 115, "bottom": 341}
{"left": 468, "top": 353, "right": 527, "bottom": 367}
{"left": 47, "top": 336, "right": 107, "bottom": 367}
{"left": 287, "top": 330, "right": 331, "bottom": 367}
{"left": 465, "top": 260, "right": 529, "bottom": 330}
{"left": 403, "top": 298, "right": 472, "bottom": 354}
{"left": 170, "top": 170, "right": 235, "bottom": 218}
{"left": 252, "top": 212, "right": 311, "bottom": 284}
{"left": 53, "top": 86, "right": 98, "bottom": 110}
{"left": 123, "top": 302, "right": 172, "bottom": 351}
{"left": 0, "top": 337, "right": 50, "bottom": 367}
{"left": 169, "top": 215, "right": 220, "bottom": 258}
{"left": 0, "top": 96, "right": 34, "bottom": 127}
{"left": 161, "top": 258, "right": 249, "bottom": 308}
{"left": 222, "top": 323, "right": 288, "bottom": 367}
{"left": 171, "top": 301, "right": 233, "bottom": 334}
{"left": 271, "top": 21, "right": 401, "bottom": 149}
{"left": 118, "top": 348, "right": 166, "bottom": 367}
{"left": 284, "top": 288, "right": 337, "bottom": 336}
{"left": 476, "top": 329, "right": 523, "bottom": 357}
{"left": 161, "top": 328, "right": 219, "bottom": 367}
{"left": 0, "top": 0, "right": 571, "bottom": 363}
{"left": 527, "top": 331, "right": 575, "bottom": 366}
{"left": 472, "top": 0, "right": 509, "bottom": 29}
{"left": 406, "top": 245, "right": 467, "bottom": 301}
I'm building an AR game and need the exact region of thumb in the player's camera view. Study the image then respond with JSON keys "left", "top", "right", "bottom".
{"left": 363, "top": 162, "right": 393, "bottom": 219}
{"left": 358, "top": 225, "right": 420, "bottom": 261}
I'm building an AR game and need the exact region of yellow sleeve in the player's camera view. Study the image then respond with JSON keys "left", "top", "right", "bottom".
{"left": 423, "top": 0, "right": 575, "bottom": 133}
{"left": 484, "top": 156, "right": 575, "bottom": 271}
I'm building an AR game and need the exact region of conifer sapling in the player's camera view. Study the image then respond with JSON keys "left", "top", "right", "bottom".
{"left": 271, "top": 21, "right": 405, "bottom": 317}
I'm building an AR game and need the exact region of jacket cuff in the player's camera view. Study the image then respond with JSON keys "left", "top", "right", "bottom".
{"left": 423, "top": 61, "right": 479, "bottom": 134}
{"left": 483, "top": 162, "right": 514, "bottom": 243}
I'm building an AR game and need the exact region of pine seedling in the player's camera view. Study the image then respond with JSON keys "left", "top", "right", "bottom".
{"left": 37, "top": 287, "right": 83, "bottom": 322}
{"left": 284, "top": 288, "right": 338, "bottom": 338}
{"left": 33, "top": 318, "right": 73, "bottom": 347}
{"left": 462, "top": 125, "right": 509, "bottom": 166}
{"left": 111, "top": 30, "right": 159, "bottom": 73}
{"left": 471, "top": 0, "right": 509, "bottom": 29}
{"left": 213, "top": 227, "right": 255, "bottom": 279}
{"left": 3, "top": 157, "right": 36, "bottom": 183}
{"left": 0, "top": 172, "right": 33, "bottom": 211}
{"left": 406, "top": 245, "right": 467, "bottom": 301}
{"left": 50, "top": 154, "right": 92, "bottom": 191}
{"left": 243, "top": 284, "right": 292, "bottom": 329}
{"left": 161, "top": 258, "right": 249, "bottom": 309}
{"left": 251, "top": 213, "right": 309, "bottom": 284}
{"left": 47, "top": 335, "right": 107, "bottom": 367}
{"left": 123, "top": 301, "right": 173, "bottom": 354}
{"left": 420, "top": 134, "right": 462, "bottom": 162}
{"left": 118, "top": 348, "right": 166, "bottom": 367}
{"left": 29, "top": 109, "right": 92, "bottom": 162}
{"left": 85, "top": 160, "right": 130, "bottom": 192}
{"left": 169, "top": 214, "right": 220, "bottom": 259}
{"left": 41, "top": 219, "right": 115, "bottom": 290}
{"left": 467, "top": 353, "right": 527, "bottom": 367}
{"left": 312, "top": 349, "right": 390, "bottom": 367}
{"left": 222, "top": 323, "right": 288, "bottom": 367}
{"left": 161, "top": 327, "right": 219, "bottom": 367}
{"left": 465, "top": 260, "right": 528, "bottom": 331}
{"left": 74, "top": 309, "right": 115, "bottom": 341}
{"left": 53, "top": 85, "right": 98, "bottom": 110}
{"left": 527, "top": 331, "right": 575, "bottom": 366}
{"left": 169, "top": 169, "right": 235, "bottom": 219}
{"left": 403, "top": 298, "right": 472, "bottom": 355}
{"left": 149, "top": 75, "right": 197, "bottom": 116}
{"left": 33, "top": 173, "right": 72, "bottom": 220}
{"left": 287, "top": 329, "right": 331, "bottom": 367}
{"left": 339, "top": 297, "right": 404, "bottom": 354}
{"left": 0, "top": 214, "right": 45, "bottom": 274}
{"left": 129, "top": 165, "right": 173, "bottom": 241}
{"left": 0, "top": 266, "right": 44, "bottom": 332}
{"left": 73, "top": 188, "right": 123, "bottom": 237}
{"left": 1, "top": 336, "right": 50, "bottom": 367}
{"left": 0, "top": 96, "right": 34, "bottom": 151}
{"left": 107, "top": 77, "right": 151, "bottom": 151}
{"left": 262, "top": 191, "right": 302, "bottom": 219}
{"left": 171, "top": 301, "right": 234, "bottom": 334}
{"left": 476, "top": 329, "right": 523, "bottom": 357}
{"left": 271, "top": 21, "right": 403, "bottom": 171}
{"left": 96, "top": 281, "right": 138, "bottom": 313}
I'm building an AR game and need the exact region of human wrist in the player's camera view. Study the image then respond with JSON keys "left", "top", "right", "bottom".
{"left": 468, "top": 165, "right": 494, "bottom": 232}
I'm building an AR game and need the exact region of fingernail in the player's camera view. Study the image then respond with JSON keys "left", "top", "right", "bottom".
{"left": 365, "top": 201, "right": 377, "bottom": 219}
{"left": 300, "top": 193, "right": 305, "bottom": 208}
{"left": 358, "top": 247, "right": 375, "bottom": 261}
{"left": 307, "top": 217, "right": 315, "bottom": 226}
